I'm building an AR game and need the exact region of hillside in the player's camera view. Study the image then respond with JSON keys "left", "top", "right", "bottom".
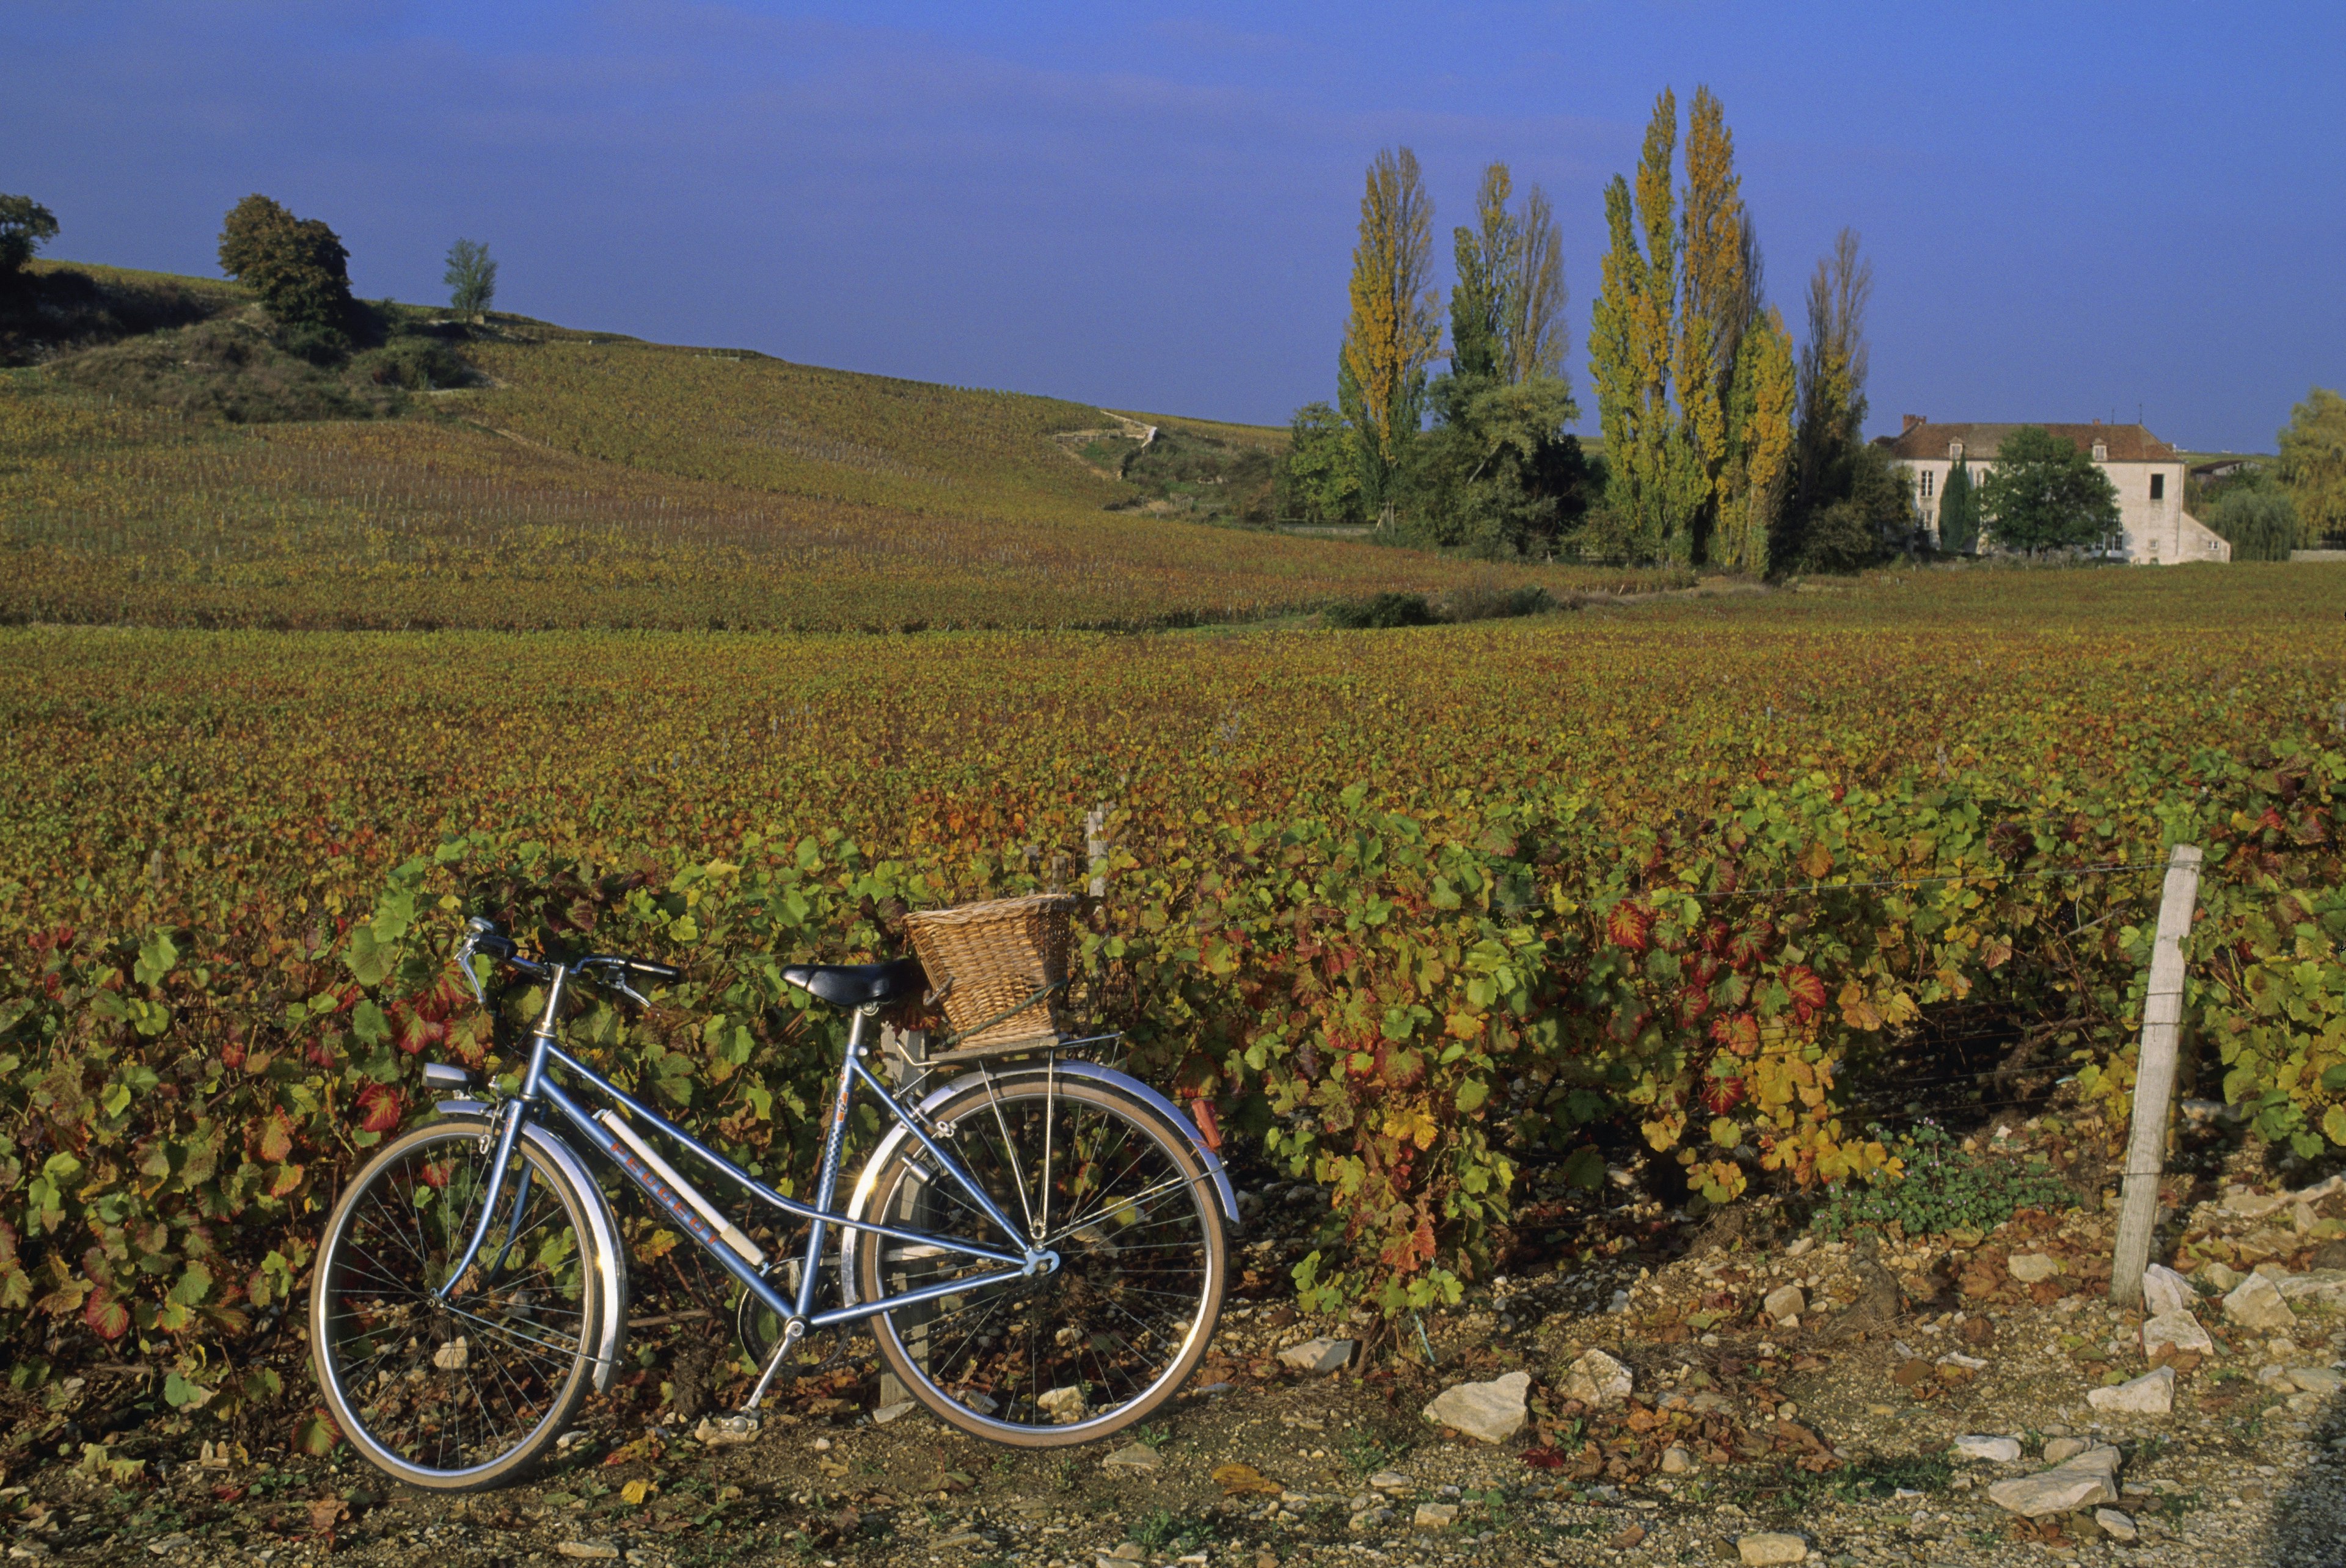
{"left": 1, "top": 261, "right": 1666, "bottom": 631}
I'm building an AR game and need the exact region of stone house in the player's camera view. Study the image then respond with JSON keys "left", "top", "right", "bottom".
{"left": 1877, "top": 418, "right": 2231, "bottom": 565}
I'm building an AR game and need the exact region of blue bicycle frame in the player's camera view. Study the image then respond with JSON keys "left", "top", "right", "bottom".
{"left": 434, "top": 955, "right": 1061, "bottom": 1409}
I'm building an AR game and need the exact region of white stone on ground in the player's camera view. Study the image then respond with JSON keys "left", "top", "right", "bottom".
{"left": 1367, "top": 1471, "right": 1410, "bottom": 1493}
{"left": 1276, "top": 1336, "right": 1354, "bottom": 1374}
{"left": 2086, "top": 1366, "right": 2175, "bottom": 1415}
{"left": 1951, "top": 1435, "right": 2020, "bottom": 1462}
{"left": 2141, "top": 1310, "right": 2213, "bottom": 1356}
{"left": 2008, "top": 1252, "right": 2062, "bottom": 1283}
{"left": 2142, "top": 1263, "right": 2196, "bottom": 1317}
{"left": 1736, "top": 1532, "right": 1810, "bottom": 1566}
{"left": 1413, "top": 1501, "right": 1459, "bottom": 1529}
{"left": 1762, "top": 1284, "right": 1804, "bottom": 1322}
{"left": 1102, "top": 1443, "right": 1161, "bottom": 1472}
{"left": 1660, "top": 1445, "right": 1695, "bottom": 1474}
{"left": 1987, "top": 1445, "right": 2122, "bottom": 1517}
{"left": 2096, "top": 1508, "right": 2139, "bottom": 1542}
{"left": 2223, "top": 1272, "right": 2298, "bottom": 1332}
{"left": 1560, "top": 1348, "right": 1634, "bottom": 1406}
{"left": 2286, "top": 1366, "right": 2344, "bottom": 1396}
{"left": 1422, "top": 1369, "right": 1531, "bottom": 1443}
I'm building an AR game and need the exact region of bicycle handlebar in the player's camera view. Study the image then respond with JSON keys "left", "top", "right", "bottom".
{"left": 456, "top": 917, "right": 681, "bottom": 1007}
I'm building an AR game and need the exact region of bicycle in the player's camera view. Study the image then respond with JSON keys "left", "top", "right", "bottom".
{"left": 309, "top": 914, "right": 1235, "bottom": 1490}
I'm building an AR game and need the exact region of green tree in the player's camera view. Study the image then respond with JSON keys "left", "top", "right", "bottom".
{"left": 1277, "top": 401, "right": 1364, "bottom": 525}
{"left": 1792, "top": 441, "right": 1909, "bottom": 572}
{"left": 1339, "top": 148, "right": 1441, "bottom": 513}
{"left": 444, "top": 238, "right": 497, "bottom": 318}
{"left": 1937, "top": 455, "right": 1980, "bottom": 553}
{"left": 217, "top": 195, "right": 354, "bottom": 332}
{"left": 2202, "top": 467, "right": 2299, "bottom": 561}
{"left": 1976, "top": 426, "right": 2121, "bottom": 555}
{"left": 2278, "top": 387, "right": 2346, "bottom": 547}
{"left": 0, "top": 194, "right": 59, "bottom": 284}
{"left": 1411, "top": 164, "right": 1584, "bottom": 556}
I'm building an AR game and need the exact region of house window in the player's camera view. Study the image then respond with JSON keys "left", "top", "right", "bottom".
{"left": 1920, "top": 470, "right": 1935, "bottom": 498}
{"left": 2150, "top": 473, "right": 2165, "bottom": 500}
{"left": 2092, "top": 442, "right": 2108, "bottom": 462}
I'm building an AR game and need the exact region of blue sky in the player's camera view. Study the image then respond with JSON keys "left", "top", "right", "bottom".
{"left": 7, "top": 2, "right": 2341, "bottom": 450}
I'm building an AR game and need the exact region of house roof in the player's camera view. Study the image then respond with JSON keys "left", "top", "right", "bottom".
{"left": 1875, "top": 421, "right": 2179, "bottom": 463}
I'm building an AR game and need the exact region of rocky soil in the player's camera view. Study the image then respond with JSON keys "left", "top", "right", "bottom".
{"left": 2, "top": 1121, "right": 2341, "bottom": 1568}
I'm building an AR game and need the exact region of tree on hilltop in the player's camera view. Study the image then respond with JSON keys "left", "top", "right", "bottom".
{"left": 444, "top": 238, "right": 497, "bottom": 319}
{"left": 0, "top": 194, "right": 59, "bottom": 286}
{"left": 217, "top": 195, "right": 354, "bottom": 333}
{"left": 1976, "top": 426, "right": 2120, "bottom": 555}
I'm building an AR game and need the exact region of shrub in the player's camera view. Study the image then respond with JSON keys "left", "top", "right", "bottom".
{"left": 1807, "top": 1121, "right": 2076, "bottom": 1240}
{"left": 1438, "top": 583, "right": 1557, "bottom": 622}
{"left": 354, "top": 334, "right": 469, "bottom": 390}
{"left": 1325, "top": 591, "right": 1435, "bottom": 629}
{"left": 48, "top": 320, "right": 404, "bottom": 421}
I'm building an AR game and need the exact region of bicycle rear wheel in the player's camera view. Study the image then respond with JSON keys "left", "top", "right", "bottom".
{"left": 852, "top": 1073, "right": 1224, "bottom": 1445}
{"left": 310, "top": 1117, "right": 605, "bottom": 1490}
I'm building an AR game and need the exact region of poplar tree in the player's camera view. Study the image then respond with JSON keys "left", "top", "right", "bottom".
{"left": 1715, "top": 305, "right": 1796, "bottom": 573}
{"left": 1448, "top": 165, "right": 1516, "bottom": 382}
{"left": 1504, "top": 183, "right": 1568, "bottom": 385}
{"left": 1676, "top": 86, "right": 1744, "bottom": 557}
{"left": 1590, "top": 91, "right": 1690, "bottom": 562}
{"left": 1339, "top": 147, "right": 1442, "bottom": 511}
{"left": 1793, "top": 228, "right": 1873, "bottom": 520}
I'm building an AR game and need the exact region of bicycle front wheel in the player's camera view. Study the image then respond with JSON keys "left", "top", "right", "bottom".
{"left": 852, "top": 1073, "right": 1225, "bottom": 1445}
{"left": 310, "top": 1117, "right": 605, "bottom": 1490}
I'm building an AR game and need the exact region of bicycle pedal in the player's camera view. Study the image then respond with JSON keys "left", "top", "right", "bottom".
{"left": 693, "top": 1412, "right": 763, "bottom": 1446}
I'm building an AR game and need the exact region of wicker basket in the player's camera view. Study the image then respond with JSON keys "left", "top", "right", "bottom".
{"left": 902, "top": 893, "right": 1076, "bottom": 1052}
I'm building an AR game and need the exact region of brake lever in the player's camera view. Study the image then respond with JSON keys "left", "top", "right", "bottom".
{"left": 455, "top": 939, "right": 493, "bottom": 1012}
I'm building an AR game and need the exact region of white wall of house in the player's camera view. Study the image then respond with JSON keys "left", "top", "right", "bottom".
{"left": 1899, "top": 448, "right": 2229, "bottom": 565}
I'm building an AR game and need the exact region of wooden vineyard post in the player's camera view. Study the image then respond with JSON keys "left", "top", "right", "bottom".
{"left": 1086, "top": 804, "right": 1110, "bottom": 899}
{"left": 2110, "top": 844, "right": 2205, "bottom": 1308}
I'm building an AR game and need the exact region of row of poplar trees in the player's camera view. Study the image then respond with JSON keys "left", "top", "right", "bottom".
{"left": 1303, "top": 86, "right": 1890, "bottom": 572}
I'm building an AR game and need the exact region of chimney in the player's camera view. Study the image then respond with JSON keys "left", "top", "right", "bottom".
{"left": 1902, "top": 414, "right": 1924, "bottom": 434}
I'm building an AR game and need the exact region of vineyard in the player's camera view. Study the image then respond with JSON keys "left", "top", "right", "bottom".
{"left": 1, "top": 287, "right": 1662, "bottom": 631}
{"left": 2, "top": 567, "right": 2343, "bottom": 1417}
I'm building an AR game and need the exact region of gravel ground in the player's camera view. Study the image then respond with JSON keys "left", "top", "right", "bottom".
{"left": 4, "top": 1143, "right": 2341, "bottom": 1568}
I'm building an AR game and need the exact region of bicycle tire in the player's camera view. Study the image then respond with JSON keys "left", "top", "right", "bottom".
{"left": 310, "top": 1117, "right": 607, "bottom": 1490}
{"left": 852, "top": 1073, "right": 1225, "bottom": 1445}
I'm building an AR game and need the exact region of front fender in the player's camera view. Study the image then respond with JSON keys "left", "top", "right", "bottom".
{"left": 439, "top": 1099, "right": 630, "bottom": 1392}
{"left": 837, "top": 1062, "right": 1240, "bottom": 1307}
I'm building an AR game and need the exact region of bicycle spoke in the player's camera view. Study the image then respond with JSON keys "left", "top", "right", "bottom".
{"left": 317, "top": 1131, "right": 594, "bottom": 1483}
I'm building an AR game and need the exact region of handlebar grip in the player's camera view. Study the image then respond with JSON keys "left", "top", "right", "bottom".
{"left": 627, "top": 959, "right": 683, "bottom": 983}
